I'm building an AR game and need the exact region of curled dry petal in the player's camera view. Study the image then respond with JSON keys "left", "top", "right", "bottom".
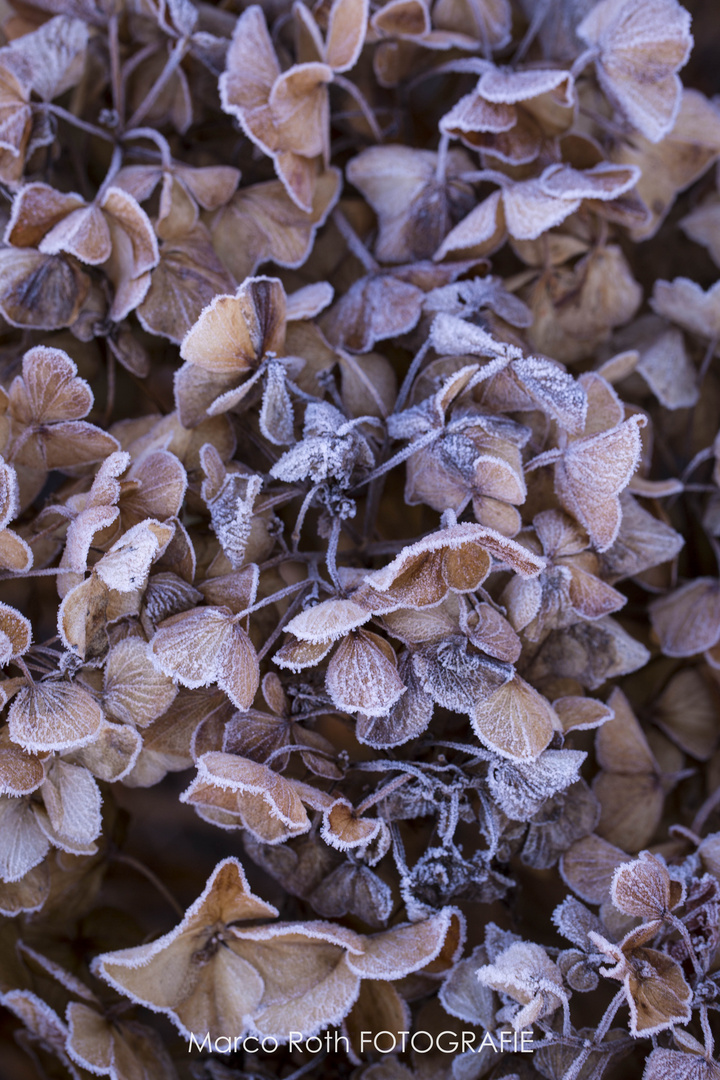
{"left": 0, "top": 602, "right": 31, "bottom": 664}
{"left": 180, "top": 752, "right": 311, "bottom": 843}
{"left": 180, "top": 276, "right": 286, "bottom": 375}
{"left": 96, "top": 856, "right": 463, "bottom": 1042}
{"left": 151, "top": 606, "right": 260, "bottom": 711}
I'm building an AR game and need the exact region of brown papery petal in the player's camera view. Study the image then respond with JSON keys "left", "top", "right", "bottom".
{"left": 594, "top": 771, "right": 664, "bottom": 852}
{"left": 274, "top": 635, "right": 333, "bottom": 671}
{"left": 325, "top": 0, "right": 368, "bottom": 72}
{"left": 182, "top": 752, "right": 310, "bottom": 839}
{"left": 269, "top": 64, "right": 332, "bottom": 160}
{"left": 577, "top": 0, "right": 692, "bottom": 143}
{"left": 0, "top": 249, "right": 90, "bottom": 330}
{"left": 553, "top": 696, "right": 613, "bottom": 733}
{"left": 0, "top": 602, "right": 31, "bottom": 662}
{"left": 39, "top": 203, "right": 112, "bottom": 265}
{"left": 180, "top": 276, "right": 287, "bottom": 374}
{"left": 325, "top": 630, "right": 405, "bottom": 716}
{"left": 596, "top": 688, "right": 658, "bottom": 774}
{"left": 151, "top": 606, "right": 235, "bottom": 688}
{"left": 322, "top": 800, "right": 382, "bottom": 849}
{"left": 554, "top": 415, "right": 646, "bottom": 552}
{"left": 650, "top": 578, "right": 720, "bottom": 657}
{"left": 0, "top": 744, "right": 45, "bottom": 795}
{"left": 210, "top": 170, "right": 340, "bottom": 283}
{"left": 654, "top": 668, "right": 720, "bottom": 760}
{"left": 471, "top": 675, "right": 556, "bottom": 761}
{"left": 625, "top": 947, "right": 692, "bottom": 1036}
{"left": 216, "top": 623, "right": 260, "bottom": 711}
{"left": 612, "top": 850, "right": 684, "bottom": 919}
{"left": 8, "top": 681, "right": 103, "bottom": 753}
{"left": 560, "top": 834, "right": 632, "bottom": 903}
{"left": 12, "top": 345, "right": 93, "bottom": 424}
{"left": 103, "top": 638, "right": 178, "bottom": 727}
{"left": 286, "top": 598, "right": 371, "bottom": 642}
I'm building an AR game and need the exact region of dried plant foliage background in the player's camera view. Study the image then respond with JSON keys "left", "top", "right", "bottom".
{"left": 2, "top": 0, "right": 720, "bottom": 1078}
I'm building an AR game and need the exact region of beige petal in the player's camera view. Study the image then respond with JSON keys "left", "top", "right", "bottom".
{"left": 274, "top": 635, "right": 334, "bottom": 671}
{"left": 596, "top": 688, "right": 658, "bottom": 774}
{"left": 435, "top": 189, "right": 504, "bottom": 260}
{"left": 216, "top": 623, "right": 260, "bottom": 711}
{"left": 8, "top": 680, "right": 103, "bottom": 753}
{"left": 181, "top": 753, "right": 310, "bottom": 842}
{"left": 96, "top": 859, "right": 276, "bottom": 1040}
{"left": 39, "top": 203, "right": 112, "bottom": 265}
{"left": 321, "top": 273, "right": 424, "bottom": 352}
{"left": 655, "top": 668, "right": 720, "bottom": 760}
{"left": 348, "top": 908, "right": 463, "bottom": 979}
{"left": 322, "top": 800, "right": 382, "bottom": 850}
{"left": 578, "top": 0, "right": 692, "bottom": 142}
{"left": 471, "top": 676, "right": 556, "bottom": 761}
{"left": 101, "top": 186, "right": 159, "bottom": 278}
{"left": 5, "top": 181, "right": 84, "bottom": 248}
{"left": 0, "top": 601, "right": 31, "bottom": 662}
{"left": 325, "top": 630, "right": 405, "bottom": 716}
{"left": 121, "top": 450, "right": 187, "bottom": 526}
{"left": 19, "top": 420, "right": 120, "bottom": 471}
{"left": 326, "top": 0, "right": 368, "bottom": 71}
{"left": 650, "top": 578, "right": 720, "bottom": 657}
{"left": 0, "top": 744, "right": 44, "bottom": 795}
{"left": 136, "top": 225, "right": 236, "bottom": 344}
{"left": 151, "top": 606, "right": 234, "bottom": 688}
{"left": 180, "top": 276, "right": 286, "bottom": 374}
{"left": 219, "top": 5, "right": 281, "bottom": 152}
{"left": 625, "top": 948, "right": 692, "bottom": 1036}
{"left": 65, "top": 1003, "right": 113, "bottom": 1072}
{"left": 104, "top": 638, "right": 178, "bottom": 727}
{"left": 593, "top": 771, "right": 664, "bottom": 851}
{"left": 38, "top": 760, "right": 101, "bottom": 850}
{"left": 0, "top": 859, "right": 49, "bottom": 916}
{"left": 69, "top": 719, "right": 142, "bottom": 783}
{"left": 553, "top": 696, "right": 614, "bottom": 734}
{"left": 13, "top": 344, "right": 92, "bottom": 423}
{"left": 560, "top": 834, "right": 632, "bottom": 903}
{"left": 210, "top": 169, "right": 340, "bottom": 283}
{"left": 612, "top": 850, "right": 684, "bottom": 919}
{"left": 0, "top": 797, "right": 49, "bottom": 883}
{"left": 555, "top": 415, "right": 646, "bottom": 552}
{"left": 286, "top": 598, "right": 371, "bottom": 643}
{"left": 0, "top": 248, "right": 90, "bottom": 330}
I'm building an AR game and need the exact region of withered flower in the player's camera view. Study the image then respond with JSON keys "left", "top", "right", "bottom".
{"left": 0, "top": 0, "right": 715, "bottom": 1073}
{"left": 176, "top": 274, "right": 331, "bottom": 427}
{"left": 589, "top": 926, "right": 692, "bottom": 1036}
{"left": 220, "top": 0, "right": 367, "bottom": 212}
{"left": 96, "top": 857, "right": 463, "bottom": 1041}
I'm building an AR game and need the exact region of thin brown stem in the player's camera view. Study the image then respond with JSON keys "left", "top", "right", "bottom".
{"left": 125, "top": 37, "right": 188, "bottom": 130}
{"left": 44, "top": 104, "right": 116, "bottom": 143}
{"left": 112, "top": 853, "right": 184, "bottom": 919}
{"left": 108, "top": 13, "right": 124, "bottom": 122}
{"left": 332, "top": 208, "right": 378, "bottom": 273}
{"left": 332, "top": 74, "right": 383, "bottom": 143}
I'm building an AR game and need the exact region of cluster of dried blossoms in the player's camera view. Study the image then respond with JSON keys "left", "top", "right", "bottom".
{"left": 2, "top": 0, "right": 720, "bottom": 1077}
